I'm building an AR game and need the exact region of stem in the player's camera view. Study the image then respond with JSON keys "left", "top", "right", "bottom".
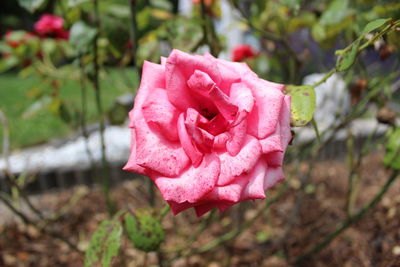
{"left": 312, "top": 69, "right": 336, "bottom": 88}
{"left": 200, "top": 0, "right": 221, "bottom": 56}
{"left": 195, "top": 185, "right": 286, "bottom": 254}
{"left": 128, "top": 0, "right": 138, "bottom": 68}
{"left": 159, "top": 205, "right": 170, "bottom": 221}
{"left": 0, "top": 110, "right": 44, "bottom": 220}
{"left": 79, "top": 58, "right": 96, "bottom": 171}
{"left": 92, "top": 0, "right": 114, "bottom": 215}
{"left": 294, "top": 170, "right": 399, "bottom": 264}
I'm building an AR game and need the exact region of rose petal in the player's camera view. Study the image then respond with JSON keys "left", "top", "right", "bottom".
{"left": 208, "top": 86, "right": 238, "bottom": 121}
{"left": 167, "top": 201, "right": 195, "bottom": 215}
{"left": 200, "top": 113, "right": 228, "bottom": 136}
{"left": 203, "top": 173, "right": 249, "bottom": 202}
{"left": 226, "top": 118, "right": 247, "bottom": 156}
{"left": 264, "top": 166, "right": 284, "bottom": 190}
{"left": 122, "top": 129, "right": 147, "bottom": 175}
{"left": 194, "top": 201, "right": 234, "bottom": 216}
{"left": 280, "top": 95, "right": 292, "bottom": 150}
{"left": 205, "top": 53, "right": 240, "bottom": 94}
{"left": 213, "top": 132, "right": 229, "bottom": 149}
{"left": 133, "top": 61, "right": 166, "bottom": 113}
{"left": 154, "top": 153, "right": 220, "bottom": 203}
{"left": 166, "top": 49, "right": 221, "bottom": 110}
{"left": 217, "top": 136, "right": 261, "bottom": 186}
{"left": 135, "top": 119, "right": 190, "bottom": 177}
{"left": 240, "top": 161, "right": 267, "bottom": 200}
{"left": 142, "top": 88, "right": 179, "bottom": 141}
{"left": 177, "top": 113, "right": 203, "bottom": 167}
{"left": 229, "top": 83, "right": 254, "bottom": 113}
{"left": 247, "top": 82, "right": 284, "bottom": 139}
{"left": 259, "top": 124, "right": 284, "bottom": 154}
{"left": 160, "top": 56, "right": 167, "bottom": 65}
{"left": 265, "top": 151, "right": 284, "bottom": 166}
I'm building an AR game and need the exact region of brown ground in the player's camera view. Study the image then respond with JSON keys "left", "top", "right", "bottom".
{"left": 0, "top": 151, "right": 399, "bottom": 267}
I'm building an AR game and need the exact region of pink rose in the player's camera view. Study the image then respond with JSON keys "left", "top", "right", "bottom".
{"left": 34, "top": 14, "right": 69, "bottom": 40}
{"left": 124, "top": 49, "right": 291, "bottom": 216}
{"left": 232, "top": 44, "right": 257, "bottom": 62}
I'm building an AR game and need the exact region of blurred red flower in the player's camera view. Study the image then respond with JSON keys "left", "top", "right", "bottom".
{"left": 232, "top": 44, "right": 257, "bottom": 62}
{"left": 34, "top": 14, "right": 69, "bottom": 40}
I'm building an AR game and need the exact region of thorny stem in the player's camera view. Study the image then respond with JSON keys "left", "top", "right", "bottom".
{"left": 294, "top": 170, "right": 399, "bottom": 264}
{"left": 92, "top": 0, "right": 115, "bottom": 215}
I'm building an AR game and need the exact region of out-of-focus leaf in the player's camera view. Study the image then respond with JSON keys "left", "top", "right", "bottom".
{"left": 0, "top": 56, "right": 19, "bottom": 73}
{"left": 165, "top": 17, "right": 203, "bottom": 52}
{"left": 384, "top": 128, "right": 400, "bottom": 170}
{"left": 281, "top": 0, "right": 302, "bottom": 14}
{"left": 17, "top": 0, "right": 48, "bottom": 13}
{"left": 336, "top": 39, "right": 361, "bottom": 71}
{"left": 319, "top": 0, "right": 353, "bottom": 26}
{"left": 107, "top": 4, "right": 130, "bottom": 19}
{"left": 137, "top": 37, "right": 160, "bottom": 67}
{"left": 362, "top": 18, "right": 390, "bottom": 35}
{"left": 22, "top": 95, "right": 52, "bottom": 119}
{"left": 84, "top": 220, "right": 122, "bottom": 267}
{"left": 68, "top": 0, "right": 90, "bottom": 8}
{"left": 42, "top": 39, "right": 57, "bottom": 55}
{"left": 69, "top": 21, "right": 98, "bottom": 54}
{"left": 150, "top": 0, "right": 172, "bottom": 11}
{"left": 285, "top": 85, "right": 316, "bottom": 127}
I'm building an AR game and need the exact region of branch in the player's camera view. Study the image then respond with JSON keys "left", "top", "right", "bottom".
{"left": 294, "top": 170, "right": 399, "bottom": 264}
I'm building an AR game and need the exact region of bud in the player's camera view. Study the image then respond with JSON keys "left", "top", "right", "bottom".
{"left": 124, "top": 209, "right": 165, "bottom": 252}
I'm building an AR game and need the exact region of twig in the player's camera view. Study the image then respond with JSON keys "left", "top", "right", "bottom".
{"left": 0, "top": 110, "right": 44, "bottom": 220}
{"left": 78, "top": 57, "right": 96, "bottom": 171}
{"left": 195, "top": 184, "right": 287, "bottom": 254}
{"left": 200, "top": 0, "right": 221, "bottom": 56}
{"left": 128, "top": 0, "right": 138, "bottom": 68}
{"left": 92, "top": 0, "right": 115, "bottom": 215}
{"left": 294, "top": 170, "right": 399, "bottom": 264}
{"left": 0, "top": 193, "right": 82, "bottom": 253}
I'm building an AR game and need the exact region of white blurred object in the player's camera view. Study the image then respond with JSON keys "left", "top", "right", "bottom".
{"left": 302, "top": 73, "right": 351, "bottom": 132}
{"left": 0, "top": 125, "right": 131, "bottom": 174}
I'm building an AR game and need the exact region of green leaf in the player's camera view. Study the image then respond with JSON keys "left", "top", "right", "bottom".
{"left": 285, "top": 85, "right": 316, "bottom": 127}
{"left": 319, "top": 0, "right": 352, "bottom": 26}
{"left": 336, "top": 39, "right": 361, "bottom": 71}
{"left": 69, "top": 21, "right": 98, "bottom": 54}
{"left": 0, "top": 56, "right": 19, "bottom": 73}
{"left": 68, "top": 0, "right": 90, "bottom": 8}
{"left": 17, "top": 0, "right": 48, "bottom": 13}
{"left": 362, "top": 18, "right": 390, "bottom": 35}
{"left": 384, "top": 128, "right": 400, "bottom": 170}
{"left": 84, "top": 220, "right": 122, "bottom": 267}
{"left": 124, "top": 210, "right": 165, "bottom": 252}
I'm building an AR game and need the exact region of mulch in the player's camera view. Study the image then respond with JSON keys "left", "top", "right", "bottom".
{"left": 0, "top": 152, "right": 399, "bottom": 267}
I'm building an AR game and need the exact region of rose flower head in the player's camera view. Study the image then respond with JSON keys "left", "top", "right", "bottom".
{"left": 124, "top": 49, "right": 291, "bottom": 216}
{"left": 34, "top": 14, "right": 69, "bottom": 40}
{"left": 232, "top": 44, "right": 257, "bottom": 62}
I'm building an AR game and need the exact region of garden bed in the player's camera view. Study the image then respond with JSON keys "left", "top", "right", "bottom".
{"left": 1, "top": 151, "right": 399, "bottom": 266}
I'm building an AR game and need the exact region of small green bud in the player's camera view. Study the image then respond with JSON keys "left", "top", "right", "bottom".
{"left": 124, "top": 209, "right": 165, "bottom": 252}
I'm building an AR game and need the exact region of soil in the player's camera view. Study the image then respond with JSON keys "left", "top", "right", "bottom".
{"left": 0, "top": 152, "right": 399, "bottom": 267}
